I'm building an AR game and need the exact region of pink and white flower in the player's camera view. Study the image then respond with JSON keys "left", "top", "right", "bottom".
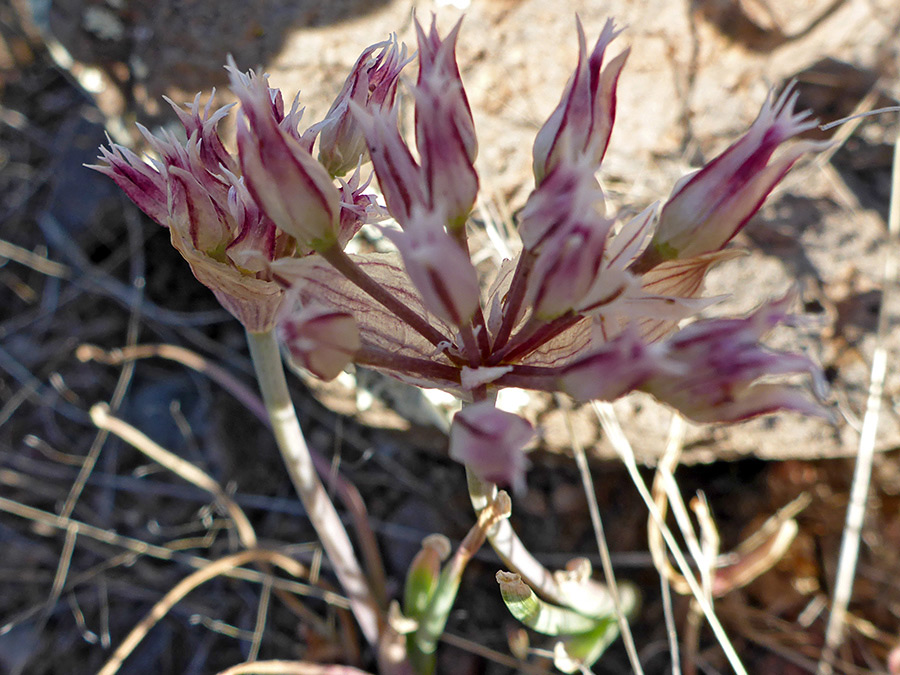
{"left": 98, "top": 17, "right": 830, "bottom": 487}
{"left": 450, "top": 401, "right": 535, "bottom": 492}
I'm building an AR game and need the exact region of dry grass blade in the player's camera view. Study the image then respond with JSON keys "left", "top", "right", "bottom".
{"left": 0, "top": 496, "right": 343, "bottom": 606}
{"left": 0, "top": 238, "right": 71, "bottom": 278}
{"left": 559, "top": 397, "right": 644, "bottom": 675}
{"left": 89, "top": 402, "right": 258, "bottom": 549}
{"left": 215, "top": 660, "right": 373, "bottom": 674}
{"left": 817, "top": 96, "right": 900, "bottom": 675}
{"left": 592, "top": 401, "right": 748, "bottom": 675}
{"left": 96, "top": 550, "right": 309, "bottom": 675}
{"left": 76, "top": 343, "right": 268, "bottom": 423}
{"left": 78, "top": 342, "right": 389, "bottom": 610}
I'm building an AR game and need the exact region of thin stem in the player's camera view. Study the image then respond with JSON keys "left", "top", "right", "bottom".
{"left": 562, "top": 396, "right": 644, "bottom": 675}
{"left": 318, "top": 245, "right": 451, "bottom": 351}
{"left": 355, "top": 345, "right": 461, "bottom": 384}
{"left": 246, "top": 329, "right": 380, "bottom": 647}
{"left": 451, "top": 226, "right": 492, "bottom": 359}
{"left": 458, "top": 322, "right": 482, "bottom": 367}
{"left": 465, "top": 467, "right": 570, "bottom": 607}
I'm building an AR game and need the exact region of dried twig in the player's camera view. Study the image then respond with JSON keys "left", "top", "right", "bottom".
{"left": 78, "top": 342, "right": 389, "bottom": 609}
{"left": 96, "top": 550, "right": 309, "bottom": 675}
{"left": 215, "top": 661, "right": 373, "bottom": 675}
{"left": 0, "top": 496, "right": 344, "bottom": 607}
{"left": 89, "top": 403, "right": 257, "bottom": 549}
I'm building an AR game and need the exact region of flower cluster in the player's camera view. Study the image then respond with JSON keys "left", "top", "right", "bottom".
{"left": 94, "top": 18, "right": 829, "bottom": 490}
{"left": 92, "top": 37, "right": 407, "bottom": 332}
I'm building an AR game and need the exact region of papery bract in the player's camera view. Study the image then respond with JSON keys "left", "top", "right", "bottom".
{"left": 450, "top": 401, "right": 534, "bottom": 492}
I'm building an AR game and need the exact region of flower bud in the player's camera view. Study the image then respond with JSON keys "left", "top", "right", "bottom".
{"left": 449, "top": 402, "right": 534, "bottom": 492}
{"left": 383, "top": 207, "right": 480, "bottom": 326}
{"left": 638, "top": 86, "right": 823, "bottom": 268}
{"left": 413, "top": 16, "right": 478, "bottom": 228}
{"left": 279, "top": 304, "right": 361, "bottom": 380}
{"left": 316, "top": 36, "right": 409, "bottom": 177}
{"left": 353, "top": 105, "right": 428, "bottom": 228}
{"left": 228, "top": 61, "right": 341, "bottom": 252}
{"left": 642, "top": 293, "right": 830, "bottom": 423}
{"left": 525, "top": 217, "right": 612, "bottom": 319}
{"left": 517, "top": 155, "right": 605, "bottom": 252}
{"left": 532, "top": 18, "right": 628, "bottom": 184}
{"left": 558, "top": 329, "right": 663, "bottom": 401}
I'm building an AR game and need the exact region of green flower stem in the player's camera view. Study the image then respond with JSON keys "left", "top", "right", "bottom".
{"left": 466, "top": 468, "right": 571, "bottom": 608}
{"left": 246, "top": 329, "right": 380, "bottom": 646}
{"left": 496, "top": 571, "right": 599, "bottom": 635}
{"left": 412, "top": 492, "right": 512, "bottom": 674}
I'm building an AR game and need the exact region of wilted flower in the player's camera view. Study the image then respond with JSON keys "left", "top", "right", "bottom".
{"left": 228, "top": 61, "right": 342, "bottom": 253}
{"left": 92, "top": 95, "right": 288, "bottom": 332}
{"left": 92, "top": 43, "right": 400, "bottom": 332}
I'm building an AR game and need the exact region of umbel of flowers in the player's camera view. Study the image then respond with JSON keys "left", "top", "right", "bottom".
{"left": 94, "top": 15, "right": 829, "bottom": 667}
{"left": 94, "top": 17, "right": 828, "bottom": 488}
